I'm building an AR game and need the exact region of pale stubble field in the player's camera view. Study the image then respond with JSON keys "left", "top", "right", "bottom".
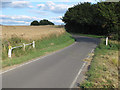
{"left": 2, "top": 25, "right": 65, "bottom": 40}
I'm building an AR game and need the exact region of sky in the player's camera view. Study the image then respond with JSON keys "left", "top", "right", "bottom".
{"left": 0, "top": 0, "right": 98, "bottom": 25}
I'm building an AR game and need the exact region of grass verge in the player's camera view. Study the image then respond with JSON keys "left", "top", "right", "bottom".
{"left": 2, "top": 32, "right": 75, "bottom": 68}
{"left": 80, "top": 38, "right": 119, "bottom": 88}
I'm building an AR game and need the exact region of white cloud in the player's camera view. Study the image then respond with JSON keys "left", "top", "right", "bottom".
{"left": 50, "top": 16, "right": 64, "bottom": 25}
{"left": 51, "top": 19, "right": 63, "bottom": 24}
{"left": 28, "top": 10, "right": 47, "bottom": 15}
{"left": 83, "top": 0, "right": 92, "bottom": 2}
{"left": 37, "top": 4, "right": 45, "bottom": 9}
{"left": 11, "top": 1, "right": 33, "bottom": 8}
{"left": 0, "top": 15, "right": 41, "bottom": 21}
{"left": 1, "top": 1, "right": 33, "bottom": 8}
{"left": 0, "top": 15, "right": 64, "bottom": 25}
{"left": 0, "top": 19, "right": 29, "bottom": 25}
{"left": 0, "top": 15, "right": 41, "bottom": 25}
{"left": 50, "top": 16, "right": 63, "bottom": 21}
{"left": 37, "top": 1, "right": 73, "bottom": 13}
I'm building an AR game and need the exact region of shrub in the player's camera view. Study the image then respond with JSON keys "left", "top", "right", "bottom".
{"left": 30, "top": 19, "right": 54, "bottom": 26}
{"left": 39, "top": 19, "right": 54, "bottom": 25}
{"left": 30, "top": 20, "right": 39, "bottom": 26}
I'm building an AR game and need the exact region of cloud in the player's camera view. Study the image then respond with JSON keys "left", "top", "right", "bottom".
{"left": 11, "top": 1, "right": 33, "bottom": 8}
{"left": 0, "top": 19, "right": 29, "bottom": 25}
{"left": 28, "top": 10, "right": 47, "bottom": 15}
{"left": 50, "top": 16, "right": 64, "bottom": 25}
{"left": 51, "top": 16, "right": 62, "bottom": 20}
{"left": 0, "top": 15, "right": 41, "bottom": 21}
{"left": 37, "top": 1, "right": 73, "bottom": 13}
{"left": 0, "top": 15, "right": 41, "bottom": 25}
{"left": 83, "top": 0, "right": 93, "bottom": 2}
{"left": 50, "top": 19, "right": 64, "bottom": 25}
{"left": 0, "top": 15, "right": 64, "bottom": 25}
{"left": 1, "top": 1, "right": 33, "bottom": 8}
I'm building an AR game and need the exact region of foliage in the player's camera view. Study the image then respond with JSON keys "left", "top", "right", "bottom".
{"left": 97, "top": 2, "right": 120, "bottom": 38}
{"left": 80, "top": 39, "right": 119, "bottom": 88}
{"left": 39, "top": 19, "right": 54, "bottom": 25}
{"left": 30, "top": 19, "right": 54, "bottom": 26}
{"left": 30, "top": 20, "right": 39, "bottom": 26}
{"left": 2, "top": 33, "right": 74, "bottom": 68}
{"left": 62, "top": 2, "right": 120, "bottom": 40}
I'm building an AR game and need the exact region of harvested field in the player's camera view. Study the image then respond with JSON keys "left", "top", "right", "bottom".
{"left": 2, "top": 25, "right": 65, "bottom": 40}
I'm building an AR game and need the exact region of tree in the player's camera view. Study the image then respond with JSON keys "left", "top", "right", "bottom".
{"left": 30, "top": 19, "right": 54, "bottom": 26}
{"left": 97, "top": 2, "right": 120, "bottom": 39}
{"left": 62, "top": 2, "right": 120, "bottom": 40}
{"left": 30, "top": 20, "right": 39, "bottom": 26}
{"left": 39, "top": 19, "right": 54, "bottom": 25}
{"left": 62, "top": 2, "right": 102, "bottom": 34}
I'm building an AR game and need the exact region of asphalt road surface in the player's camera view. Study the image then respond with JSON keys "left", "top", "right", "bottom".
{"left": 2, "top": 35, "right": 100, "bottom": 88}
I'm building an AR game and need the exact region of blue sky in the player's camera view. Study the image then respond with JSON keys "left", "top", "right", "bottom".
{"left": 0, "top": 0, "right": 98, "bottom": 25}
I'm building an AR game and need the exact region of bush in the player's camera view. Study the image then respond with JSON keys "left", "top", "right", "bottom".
{"left": 30, "top": 19, "right": 54, "bottom": 26}
{"left": 39, "top": 19, "right": 54, "bottom": 25}
{"left": 30, "top": 20, "right": 39, "bottom": 26}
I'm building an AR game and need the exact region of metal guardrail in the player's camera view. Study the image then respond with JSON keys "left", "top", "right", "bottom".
{"left": 8, "top": 41, "right": 35, "bottom": 58}
{"left": 12, "top": 45, "right": 23, "bottom": 49}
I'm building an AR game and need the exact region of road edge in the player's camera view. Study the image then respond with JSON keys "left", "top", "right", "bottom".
{"left": 1, "top": 42, "right": 77, "bottom": 75}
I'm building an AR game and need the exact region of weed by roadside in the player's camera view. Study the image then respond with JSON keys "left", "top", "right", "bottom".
{"left": 80, "top": 38, "right": 119, "bottom": 88}
{"left": 2, "top": 32, "right": 75, "bottom": 68}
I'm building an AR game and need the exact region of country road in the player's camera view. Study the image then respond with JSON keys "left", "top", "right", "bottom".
{"left": 2, "top": 35, "right": 100, "bottom": 88}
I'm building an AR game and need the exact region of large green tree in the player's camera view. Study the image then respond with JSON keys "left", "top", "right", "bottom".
{"left": 97, "top": 2, "right": 120, "bottom": 39}
{"left": 62, "top": 2, "right": 120, "bottom": 40}
{"left": 62, "top": 2, "right": 104, "bottom": 35}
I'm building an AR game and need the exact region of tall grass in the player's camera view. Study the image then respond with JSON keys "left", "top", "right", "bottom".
{"left": 80, "top": 38, "right": 119, "bottom": 88}
{"left": 2, "top": 25, "right": 66, "bottom": 60}
{"left": 2, "top": 25, "right": 65, "bottom": 40}
{"left": 2, "top": 32, "right": 75, "bottom": 68}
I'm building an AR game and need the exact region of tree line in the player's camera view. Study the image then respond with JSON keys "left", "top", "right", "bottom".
{"left": 62, "top": 2, "right": 120, "bottom": 40}
{"left": 30, "top": 19, "right": 54, "bottom": 26}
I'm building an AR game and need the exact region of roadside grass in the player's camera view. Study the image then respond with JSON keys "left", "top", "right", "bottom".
{"left": 2, "top": 32, "right": 75, "bottom": 68}
{"left": 80, "top": 38, "right": 119, "bottom": 88}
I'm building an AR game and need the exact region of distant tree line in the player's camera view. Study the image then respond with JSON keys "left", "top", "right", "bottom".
{"left": 62, "top": 2, "right": 120, "bottom": 40}
{"left": 30, "top": 19, "right": 54, "bottom": 26}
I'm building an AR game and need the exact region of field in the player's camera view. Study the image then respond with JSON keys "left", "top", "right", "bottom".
{"left": 2, "top": 25, "right": 65, "bottom": 40}
{"left": 1, "top": 25, "right": 74, "bottom": 68}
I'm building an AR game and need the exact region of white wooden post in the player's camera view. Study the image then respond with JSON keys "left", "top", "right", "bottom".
{"left": 33, "top": 41, "right": 35, "bottom": 48}
{"left": 8, "top": 46, "right": 12, "bottom": 58}
{"left": 23, "top": 43, "right": 26, "bottom": 51}
{"left": 106, "top": 37, "right": 108, "bottom": 46}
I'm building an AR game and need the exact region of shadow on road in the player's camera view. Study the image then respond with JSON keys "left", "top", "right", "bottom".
{"left": 71, "top": 35, "right": 100, "bottom": 45}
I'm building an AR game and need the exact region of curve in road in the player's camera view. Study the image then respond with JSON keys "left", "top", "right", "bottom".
{"left": 2, "top": 35, "right": 100, "bottom": 88}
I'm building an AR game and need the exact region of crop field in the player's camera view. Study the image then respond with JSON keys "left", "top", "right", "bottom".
{"left": 2, "top": 25, "right": 65, "bottom": 40}
{"left": 1, "top": 25, "right": 75, "bottom": 68}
